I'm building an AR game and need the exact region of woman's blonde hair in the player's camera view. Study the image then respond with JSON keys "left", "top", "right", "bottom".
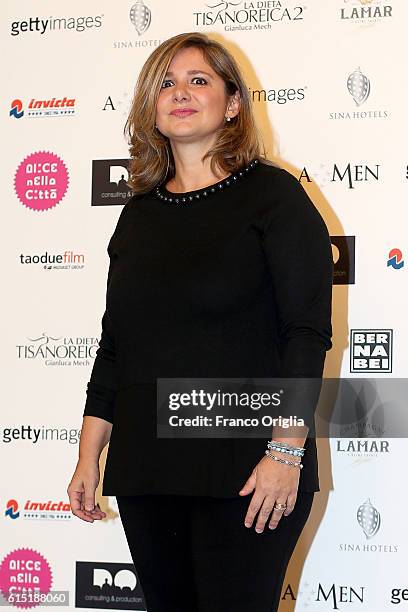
{"left": 124, "top": 32, "right": 267, "bottom": 194}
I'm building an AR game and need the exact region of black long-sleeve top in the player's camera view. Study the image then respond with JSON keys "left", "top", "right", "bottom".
{"left": 83, "top": 158, "right": 333, "bottom": 497}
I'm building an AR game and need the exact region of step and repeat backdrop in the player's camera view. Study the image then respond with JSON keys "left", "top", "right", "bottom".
{"left": 2, "top": 1, "right": 407, "bottom": 610}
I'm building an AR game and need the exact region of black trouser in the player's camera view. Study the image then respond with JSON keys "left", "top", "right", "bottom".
{"left": 116, "top": 492, "right": 314, "bottom": 612}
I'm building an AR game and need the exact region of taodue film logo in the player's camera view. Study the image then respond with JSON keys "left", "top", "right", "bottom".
{"left": 18, "top": 250, "right": 85, "bottom": 271}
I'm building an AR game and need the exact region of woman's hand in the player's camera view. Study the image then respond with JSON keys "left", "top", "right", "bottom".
{"left": 67, "top": 460, "right": 107, "bottom": 523}
{"left": 238, "top": 454, "right": 300, "bottom": 533}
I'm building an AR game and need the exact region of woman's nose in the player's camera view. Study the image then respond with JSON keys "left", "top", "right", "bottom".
{"left": 173, "top": 87, "right": 190, "bottom": 102}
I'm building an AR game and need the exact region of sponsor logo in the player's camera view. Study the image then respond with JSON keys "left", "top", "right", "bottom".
{"left": 91, "top": 159, "right": 133, "bottom": 206}
{"left": 5, "top": 499, "right": 71, "bottom": 521}
{"left": 387, "top": 248, "right": 404, "bottom": 270}
{"left": 329, "top": 67, "right": 388, "bottom": 121}
{"left": 10, "top": 97, "right": 76, "bottom": 119}
{"left": 0, "top": 548, "right": 53, "bottom": 607}
{"left": 130, "top": 0, "right": 151, "bottom": 35}
{"left": 75, "top": 562, "right": 145, "bottom": 609}
{"left": 193, "top": 0, "right": 305, "bottom": 32}
{"left": 391, "top": 588, "right": 408, "bottom": 605}
{"left": 350, "top": 329, "right": 392, "bottom": 372}
{"left": 16, "top": 333, "right": 98, "bottom": 366}
{"left": 336, "top": 438, "right": 390, "bottom": 458}
{"left": 0, "top": 426, "right": 81, "bottom": 445}
{"left": 19, "top": 251, "right": 85, "bottom": 271}
{"left": 281, "top": 581, "right": 365, "bottom": 608}
{"left": 340, "top": 0, "right": 393, "bottom": 25}
{"left": 14, "top": 151, "right": 69, "bottom": 212}
{"left": 339, "top": 498, "right": 398, "bottom": 553}
{"left": 347, "top": 66, "right": 370, "bottom": 106}
{"left": 5, "top": 500, "right": 19, "bottom": 520}
{"left": 249, "top": 85, "right": 306, "bottom": 104}
{"left": 10, "top": 15, "right": 103, "bottom": 36}
{"left": 357, "top": 498, "right": 380, "bottom": 539}
{"left": 113, "top": 2, "right": 165, "bottom": 51}
{"left": 331, "top": 236, "right": 355, "bottom": 285}
{"left": 300, "top": 164, "right": 379, "bottom": 189}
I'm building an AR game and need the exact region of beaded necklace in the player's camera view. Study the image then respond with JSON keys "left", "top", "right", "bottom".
{"left": 154, "top": 158, "right": 260, "bottom": 205}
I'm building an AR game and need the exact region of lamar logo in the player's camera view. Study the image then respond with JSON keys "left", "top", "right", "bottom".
{"left": 350, "top": 329, "right": 392, "bottom": 372}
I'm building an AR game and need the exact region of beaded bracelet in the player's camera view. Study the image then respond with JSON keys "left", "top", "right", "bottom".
{"left": 269, "top": 439, "right": 305, "bottom": 452}
{"left": 267, "top": 439, "right": 305, "bottom": 457}
{"left": 265, "top": 450, "right": 303, "bottom": 469}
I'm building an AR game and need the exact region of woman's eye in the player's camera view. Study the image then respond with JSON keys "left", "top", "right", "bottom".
{"left": 192, "top": 77, "right": 207, "bottom": 85}
{"left": 161, "top": 77, "right": 207, "bottom": 88}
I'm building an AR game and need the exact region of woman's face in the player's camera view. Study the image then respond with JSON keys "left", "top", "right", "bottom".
{"left": 155, "top": 46, "right": 239, "bottom": 144}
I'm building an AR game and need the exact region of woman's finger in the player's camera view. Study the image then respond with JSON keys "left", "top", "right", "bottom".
{"left": 69, "top": 489, "right": 101, "bottom": 523}
{"left": 244, "top": 492, "right": 265, "bottom": 528}
{"left": 283, "top": 492, "right": 298, "bottom": 516}
{"left": 268, "top": 499, "right": 288, "bottom": 530}
{"left": 254, "top": 497, "right": 276, "bottom": 533}
{"left": 83, "top": 483, "right": 96, "bottom": 512}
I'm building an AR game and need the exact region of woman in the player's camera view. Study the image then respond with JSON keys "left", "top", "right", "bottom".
{"left": 67, "top": 32, "right": 333, "bottom": 612}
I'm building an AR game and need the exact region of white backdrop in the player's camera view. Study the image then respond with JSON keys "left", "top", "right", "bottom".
{"left": 2, "top": 1, "right": 407, "bottom": 610}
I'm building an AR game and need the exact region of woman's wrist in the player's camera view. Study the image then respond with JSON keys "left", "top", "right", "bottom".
{"left": 77, "top": 453, "right": 101, "bottom": 466}
{"left": 264, "top": 449, "right": 303, "bottom": 469}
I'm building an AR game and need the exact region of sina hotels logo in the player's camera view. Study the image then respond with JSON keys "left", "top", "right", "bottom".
{"left": 339, "top": 498, "right": 398, "bottom": 553}
{"left": 329, "top": 66, "right": 388, "bottom": 120}
{"left": 357, "top": 498, "right": 380, "bottom": 539}
{"left": 347, "top": 66, "right": 370, "bottom": 106}
{"left": 129, "top": 0, "right": 151, "bottom": 35}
